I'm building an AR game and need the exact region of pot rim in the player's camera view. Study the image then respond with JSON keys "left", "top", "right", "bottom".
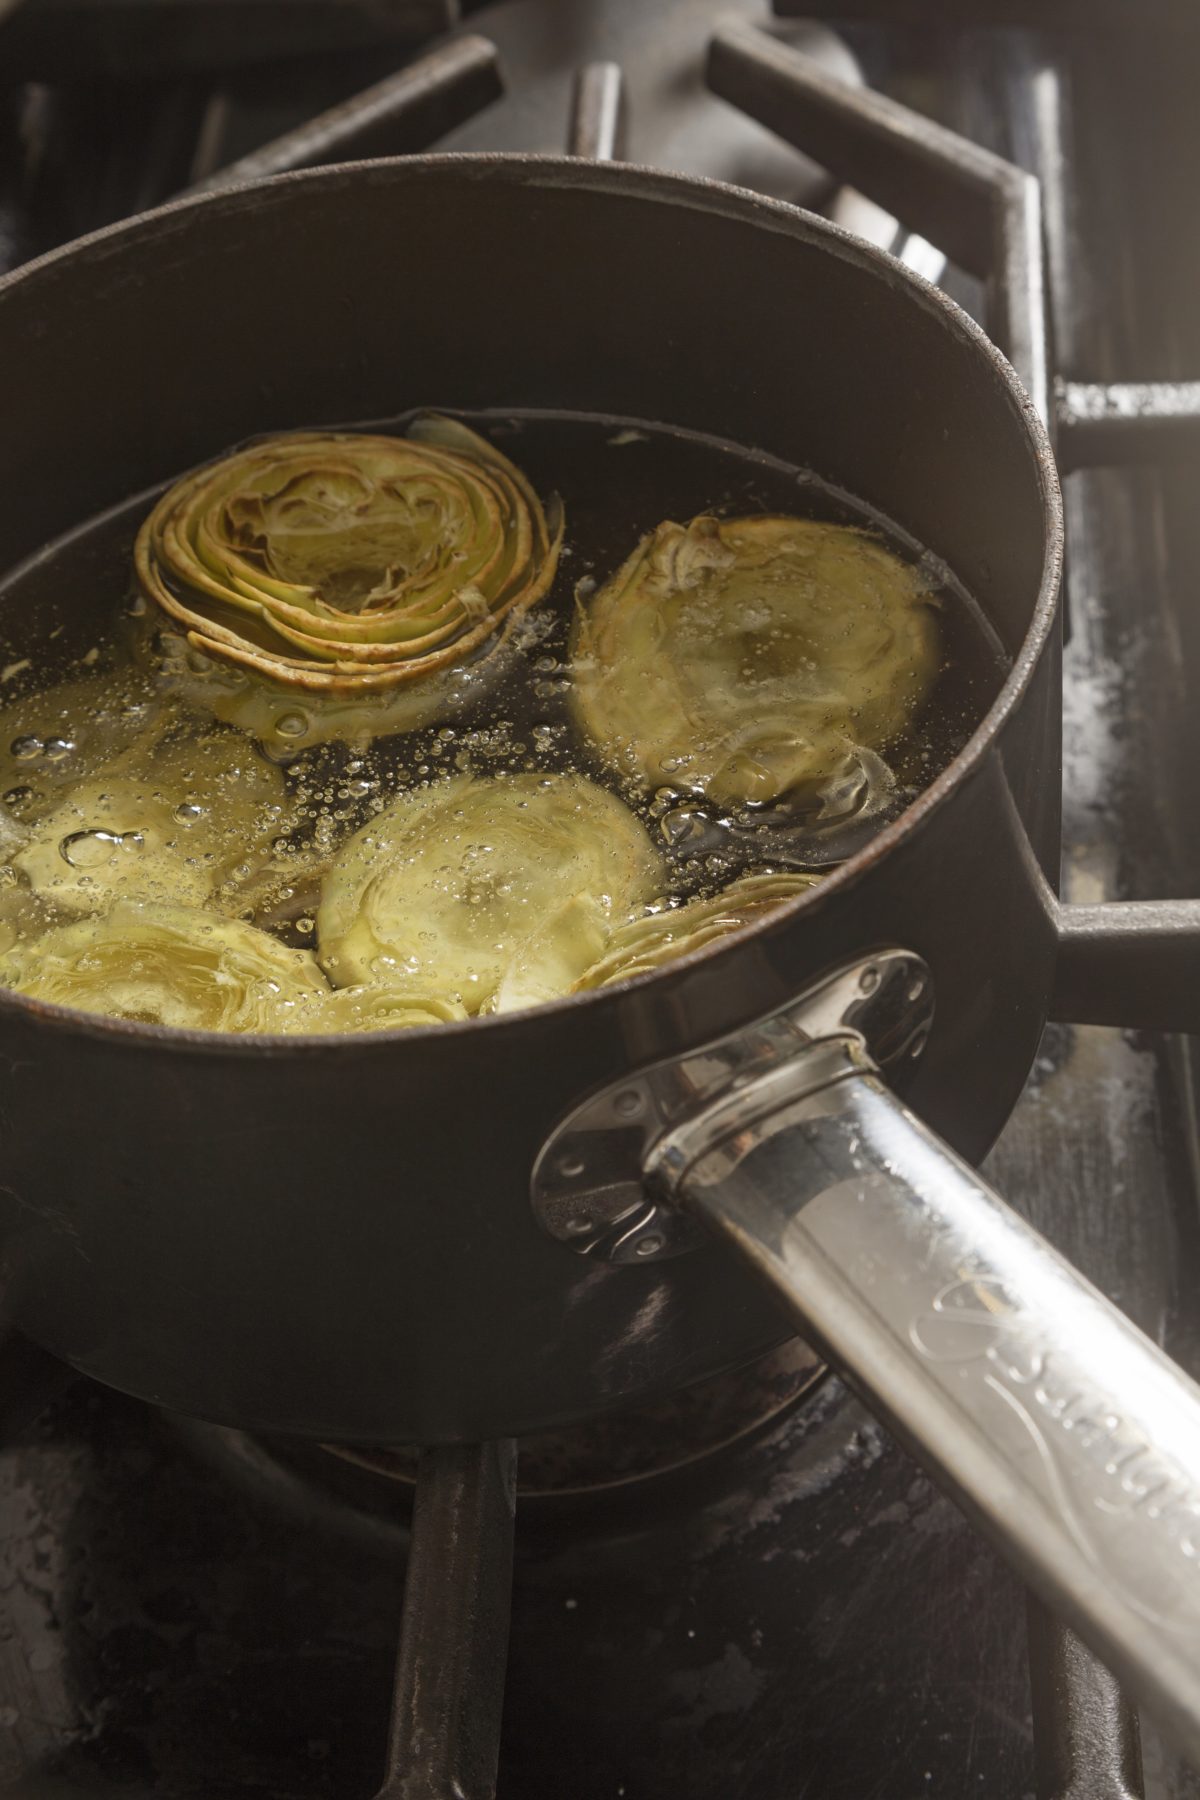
{"left": 0, "top": 152, "right": 1065, "bottom": 1057}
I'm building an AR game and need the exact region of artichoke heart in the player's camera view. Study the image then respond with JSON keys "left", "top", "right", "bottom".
{"left": 136, "top": 418, "right": 563, "bottom": 742}
{"left": 318, "top": 771, "right": 663, "bottom": 1012}
{"left": 0, "top": 664, "right": 165, "bottom": 804}
{"left": 571, "top": 515, "right": 941, "bottom": 808}
{"left": 574, "top": 870, "right": 822, "bottom": 989}
{"left": 11, "top": 719, "right": 291, "bottom": 915}
{"left": 0, "top": 901, "right": 326, "bottom": 1032}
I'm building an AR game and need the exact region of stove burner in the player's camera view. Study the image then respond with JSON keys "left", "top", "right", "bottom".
{"left": 171, "top": 1337, "right": 826, "bottom": 1529}
{"left": 327, "top": 1338, "right": 825, "bottom": 1500}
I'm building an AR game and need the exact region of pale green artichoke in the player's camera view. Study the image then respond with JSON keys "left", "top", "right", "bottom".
{"left": 0, "top": 897, "right": 478, "bottom": 1035}
{"left": 571, "top": 515, "right": 941, "bottom": 808}
{"left": 136, "top": 418, "right": 563, "bottom": 748}
{"left": 574, "top": 870, "right": 821, "bottom": 989}
{"left": 317, "top": 771, "right": 663, "bottom": 1012}
{"left": 0, "top": 664, "right": 165, "bottom": 805}
{"left": 10, "top": 716, "right": 292, "bottom": 915}
{"left": 0, "top": 901, "right": 326, "bottom": 1031}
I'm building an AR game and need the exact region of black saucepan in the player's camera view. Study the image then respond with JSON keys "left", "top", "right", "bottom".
{"left": 4, "top": 155, "right": 1200, "bottom": 1755}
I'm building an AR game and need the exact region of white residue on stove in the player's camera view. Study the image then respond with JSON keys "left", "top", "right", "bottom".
{"left": 1062, "top": 624, "right": 1124, "bottom": 799}
{"left": 909, "top": 1492, "right": 963, "bottom": 1539}
{"left": 702, "top": 1416, "right": 887, "bottom": 1554}
{"left": 1062, "top": 634, "right": 1127, "bottom": 904}
{"left": 839, "top": 1478, "right": 953, "bottom": 1548}
{"left": 0, "top": 1452, "right": 79, "bottom": 1714}
{"left": 591, "top": 1280, "right": 673, "bottom": 1387}
{"left": 1059, "top": 476, "right": 1185, "bottom": 904}
{"left": 668, "top": 1640, "right": 765, "bottom": 1728}
{"left": 869, "top": 1500, "right": 911, "bottom": 1530}
{"left": 986, "top": 1025, "right": 1169, "bottom": 1341}
{"left": 1020, "top": 1028, "right": 1156, "bottom": 1182}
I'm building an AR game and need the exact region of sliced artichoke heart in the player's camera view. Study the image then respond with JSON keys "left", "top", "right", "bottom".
{"left": 0, "top": 901, "right": 326, "bottom": 1032}
{"left": 571, "top": 514, "right": 941, "bottom": 807}
{"left": 0, "top": 663, "right": 165, "bottom": 804}
{"left": 318, "top": 771, "right": 663, "bottom": 1012}
{"left": 11, "top": 718, "right": 291, "bottom": 915}
{"left": 492, "top": 891, "right": 612, "bottom": 1015}
{"left": 574, "top": 870, "right": 822, "bottom": 990}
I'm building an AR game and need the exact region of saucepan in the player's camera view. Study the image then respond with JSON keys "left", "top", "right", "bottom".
{"left": 3, "top": 145, "right": 1200, "bottom": 1756}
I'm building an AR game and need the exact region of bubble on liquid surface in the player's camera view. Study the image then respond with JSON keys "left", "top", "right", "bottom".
{"left": 658, "top": 805, "right": 718, "bottom": 852}
{"left": 59, "top": 828, "right": 145, "bottom": 869}
{"left": 274, "top": 712, "right": 308, "bottom": 740}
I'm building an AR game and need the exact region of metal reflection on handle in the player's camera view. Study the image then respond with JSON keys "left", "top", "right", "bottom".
{"left": 652, "top": 1036, "right": 1200, "bottom": 1766}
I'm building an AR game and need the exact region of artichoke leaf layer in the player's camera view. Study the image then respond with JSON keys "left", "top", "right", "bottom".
{"left": 136, "top": 418, "right": 563, "bottom": 747}
{"left": 573, "top": 869, "right": 822, "bottom": 990}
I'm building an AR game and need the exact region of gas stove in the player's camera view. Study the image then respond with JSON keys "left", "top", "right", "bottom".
{"left": 0, "top": 3, "right": 1198, "bottom": 1795}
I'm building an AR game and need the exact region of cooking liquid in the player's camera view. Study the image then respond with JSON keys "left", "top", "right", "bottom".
{"left": 0, "top": 410, "right": 1007, "bottom": 1003}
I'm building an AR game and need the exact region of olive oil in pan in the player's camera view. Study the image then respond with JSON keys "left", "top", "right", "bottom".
{"left": 0, "top": 409, "right": 1007, "bottom": 1017}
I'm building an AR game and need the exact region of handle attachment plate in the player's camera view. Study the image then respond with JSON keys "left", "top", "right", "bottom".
{"left": 530, "top": 950, "right": 933, "bottom": 1263}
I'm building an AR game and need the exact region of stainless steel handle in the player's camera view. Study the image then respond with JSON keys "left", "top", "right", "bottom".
{"left": 654, "top": 1037, "right": 1200, "bottom": 1766}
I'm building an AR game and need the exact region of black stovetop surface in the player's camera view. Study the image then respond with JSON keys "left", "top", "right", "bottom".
{"left": 1, "top": 1362, "right": 1034, "bottom": 1800}
{"left": 2, "top": 4, "right": 1200, "bottom": 1795}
